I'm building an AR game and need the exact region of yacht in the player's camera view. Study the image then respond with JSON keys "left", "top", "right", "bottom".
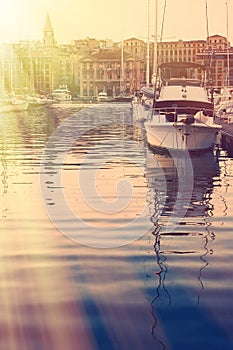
{"left": 51, "top": 85, "right": 72, "bottom": 101}
{"left": 97, "top": 92, "right": 109, "bottom": 102}
{"left": 0, "top": 97, "right": 28, "bottom": 113}
{"left": 144, "top": 62, "right": 222, "bottom": 151}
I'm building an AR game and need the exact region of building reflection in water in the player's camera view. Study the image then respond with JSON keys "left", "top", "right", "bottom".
{"left": 145, "top": 147, "right": 221, "bottom": 347}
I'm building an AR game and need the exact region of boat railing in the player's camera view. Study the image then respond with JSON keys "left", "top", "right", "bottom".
{"left": 152, "top": 105, "right": 214, "bottom": 122}
{"left": 153, "top": 105, "right": 213, "bottom": 114}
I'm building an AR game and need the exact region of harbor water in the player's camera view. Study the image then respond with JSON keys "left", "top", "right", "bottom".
{"left": 1, "top": 103, "right": 233, "bottom": 350}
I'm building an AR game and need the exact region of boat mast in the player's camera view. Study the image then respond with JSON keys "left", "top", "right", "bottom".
{"left": 152, "top": 0, "right": 158, "bottom": 86}
{"left": 205, "top": 0, "right": 212, "bottom": 86}
{"left": 226, "top": 0, "right": 230, "bottom": 87}
{"left": 120, "top": 37, "right": 124, "bottom": 95}
{"left": 146, "top": 0, "right": 150, "bottom": 86}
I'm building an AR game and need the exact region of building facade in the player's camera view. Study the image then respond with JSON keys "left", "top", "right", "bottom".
{"left": 79, "top": 49, "right": 144, "bottom": 97}
{"left": 152, "top": 35, "right": 233, "bottom": 88}
{"left": 1, "top": 15, "right": 233, "bottom": 97}
{"left": 196, "top": 35, "right": 233, "bottom": 88}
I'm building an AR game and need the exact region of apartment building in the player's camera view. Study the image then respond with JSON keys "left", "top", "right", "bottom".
{"left": 196, "top": 35, "right": 233, "bottom": 88}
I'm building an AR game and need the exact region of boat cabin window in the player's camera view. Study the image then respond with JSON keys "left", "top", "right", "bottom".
{"left": 166, "top": 79, "right": 201, "bottom": 87}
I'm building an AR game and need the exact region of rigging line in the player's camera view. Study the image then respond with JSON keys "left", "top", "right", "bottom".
{"left": 160, "top": 0, "right": 167, "bottom": 43}
{"left": 158, "top": 129, "right": 170, "bottom": 148}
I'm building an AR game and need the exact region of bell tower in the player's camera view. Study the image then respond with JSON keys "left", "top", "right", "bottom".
{"left": 43, "top": 13, "right": 55, "bottom": 47}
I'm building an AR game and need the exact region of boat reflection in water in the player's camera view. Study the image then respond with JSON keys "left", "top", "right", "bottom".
{"left": 145, "top": 147, "right": 222, "bottom": 348}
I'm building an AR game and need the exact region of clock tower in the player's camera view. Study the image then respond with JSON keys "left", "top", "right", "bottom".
{"left": 43, "top": 13, "right": 55, "bottom": 47}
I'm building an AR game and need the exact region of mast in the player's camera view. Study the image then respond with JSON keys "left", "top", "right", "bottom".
{"left": 205, "top": 0, "right": 212, "bottom": 86}
{"left": 120, "top": 38, "right": 124, "bottom": 95}
{"left": 152, "top": 0, "right": 158, "bottom": 86}
{"left": 146, "top": 0, "right": 150, "bottom": 86}
{"left": 226, "top": 0, "right": 230, "bottom": 87}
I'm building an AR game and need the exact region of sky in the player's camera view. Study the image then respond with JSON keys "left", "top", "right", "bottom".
{"left": 0, "top": 0, "right": 232, "bottom": 44}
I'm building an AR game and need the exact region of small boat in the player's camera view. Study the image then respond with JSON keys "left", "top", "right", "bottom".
{"left": 140, "top": 86, "right": 157, "bottom": 108}
{"left": 215, "top": 100, "right": 233, "bottom": 124}
{"left": 144, "top": 62, "right": 222, "bottom": 152}
{"left": 50, "top": 85, "right": 72, "bottom": 102}
{"left": 214, "top": 87, "right": 233, "bottom": 107}
{"left": 26, "top": 94, "right": 48, "bottom": 109}
{"left": 97, "top": 92, "right": 109, "bottom": 102}
{"left": 110, "top": 95, "right": 133, "bottom": 103}
{"left": 0, "top": 98, "right": 28, "bottom": 113}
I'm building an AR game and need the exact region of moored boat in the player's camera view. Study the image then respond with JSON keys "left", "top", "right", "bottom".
{"left": 26, "top": 94, "right": 49, "bottom": 109}
{"left": 97, "top": 92, "right": 109, "bottom": 102}
{"left": 140, "top": 86, "right": 157, "bottom": 109}
{"left": 144, "top": 62, "right": 222, "bottom": 152}
{"left": 0, "top": 98, "right": 28, "bottom": 113}
{"left": 110, "top": 95, "right": 133, "bottom": 103}
{"left": 50, "top": 85, "right": 72, "bottom": 102}
{"left": 215, "top": 100, "right": 233, "bottom": 124}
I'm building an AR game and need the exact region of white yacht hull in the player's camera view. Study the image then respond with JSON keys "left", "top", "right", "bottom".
{"left": 145, "top": 121, "right": 221, "bottom": 151}
{"left": 51, "top": 94, "right": 72, "bottom": 101}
